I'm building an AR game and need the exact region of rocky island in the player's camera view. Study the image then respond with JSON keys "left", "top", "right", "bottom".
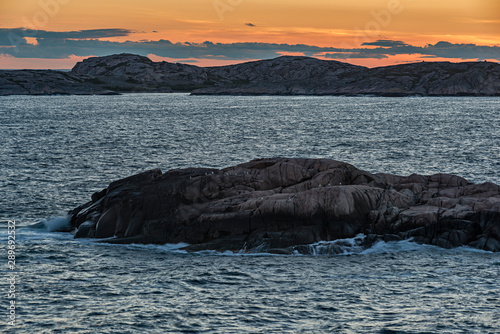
{"left": 2, "top": 53, "right": 500, "bottom": 96}
{"left": 68, "top": 158, "right": 500, "bottom": 253}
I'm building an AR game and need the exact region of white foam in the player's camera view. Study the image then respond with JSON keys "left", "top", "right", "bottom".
{"left": 360, "top": 238, "right": 433, "bottom": 254}
{"left": 20, "top": 218, "right": 495, "bottom": 257}
{"left": 190, "top": 248, "right": 288, "bottom": 257}
{"left": 28, "top": 216, "right": 71, "bottom": 232}
{"left": 120, "top": 244, "right": 286, "bottom": 256}
{"left": 298, "top": 234, "right": 367, "bottom": 255}
{"left": 158, "top": 242, "right": 191, "bottom": 252}
{"left": 124, "top": 242, "right": 191, "bottom": 253}
{"left": 452, "top": 246, "right": 494, "bottom": 254}
{"left": 293, "top": 235, "right": 445, "bottom": 256}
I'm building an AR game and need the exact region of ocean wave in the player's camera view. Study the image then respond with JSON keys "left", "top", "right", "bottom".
{"left": 124, "top": 242, "right": 191, "bottom": 253}
{"left": 292, "top": 234, "right": 367, "bottom": 255}
{"left": 18, "top": 220, "right": 498, "bottom": 257}
{"left": 27, "top": 216, "right": 71, "bottom": 232}
{"left": 186, "top": 235, "right": 442, "bottom": 256}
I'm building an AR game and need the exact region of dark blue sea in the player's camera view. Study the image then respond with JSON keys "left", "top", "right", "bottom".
{"left": 1, "top": 94, "right": 499, "bottom": 333}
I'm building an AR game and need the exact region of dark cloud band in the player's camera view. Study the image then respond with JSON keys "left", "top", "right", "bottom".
{"left": 0, "top": 28, "right": 133, "bottom": 46}
{"left": 0, "top": 28, "right": 499, "bottom": 62}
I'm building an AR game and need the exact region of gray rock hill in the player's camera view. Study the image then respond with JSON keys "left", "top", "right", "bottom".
{"left": 0, "top": 69, "right": 115, "bottom": 95}
{"left": 2, "top": 53, "right": 499, "bottom": 95}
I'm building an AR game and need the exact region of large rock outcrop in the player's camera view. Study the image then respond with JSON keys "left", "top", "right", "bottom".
{"left": 68, "top": 158, "right": 500, "bottom": 253}
{"left": 0, "top": 69, "right": 116, "bottom": 96}
{"left": 3, "top": 54, "right": 500, "bottom": 96}
{"left": 194, "top": 58, "right": 500, "bottom": 96}
{"left": 71, "top": 53, "right": 209, "bottom": 92}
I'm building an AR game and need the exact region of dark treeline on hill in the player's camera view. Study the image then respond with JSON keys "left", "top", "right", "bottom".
{"left": 1, "top": 53, "right": 500, "bottom": 96}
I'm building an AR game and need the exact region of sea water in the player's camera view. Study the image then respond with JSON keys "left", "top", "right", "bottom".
{"left": 0, "top": 94, "right": 499, "bottom": 333}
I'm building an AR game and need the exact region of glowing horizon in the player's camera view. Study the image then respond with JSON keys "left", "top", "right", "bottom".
{"left": 1, "top": 0, "right": 499, "bottom": 69}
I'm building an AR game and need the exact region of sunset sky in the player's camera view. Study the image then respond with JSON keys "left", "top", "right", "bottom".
{"left": 1, "top": 0, "right": 499, "bottom": 69}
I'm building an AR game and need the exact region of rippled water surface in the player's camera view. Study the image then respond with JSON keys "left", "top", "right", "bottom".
{"left": 0, "top": 94, "right": 499, "bottom": 333}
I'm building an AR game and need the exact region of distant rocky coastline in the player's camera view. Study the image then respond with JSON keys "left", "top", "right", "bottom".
{"left": 2, "top": 53, "right": 500, "bottom": 96}
{"left": 68, "top": 158, "right": 500, "bottom": 253}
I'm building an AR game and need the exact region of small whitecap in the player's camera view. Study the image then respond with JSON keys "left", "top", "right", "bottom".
{"left": 28, "top": 216, "right": 71, "bottom": 232}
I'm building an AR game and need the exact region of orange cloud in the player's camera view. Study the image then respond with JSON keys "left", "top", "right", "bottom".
{"left": 1, "top": 0, "right": 498, "bottom": 69}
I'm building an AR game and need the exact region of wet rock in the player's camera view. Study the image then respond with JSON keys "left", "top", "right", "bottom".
{"left": 74, "top": 221, "right": 96, "bottom": 238}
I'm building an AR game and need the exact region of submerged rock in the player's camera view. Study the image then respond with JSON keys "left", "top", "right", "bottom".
{"left": 68, "top": 158, "right": 500, "bottom": 253}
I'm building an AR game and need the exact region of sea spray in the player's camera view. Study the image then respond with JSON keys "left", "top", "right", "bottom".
{"left": 293, "top": 234, "right": 367, "bottom": 255}
{"left": 28, "top": 216, "right": 71, "bottom": 232}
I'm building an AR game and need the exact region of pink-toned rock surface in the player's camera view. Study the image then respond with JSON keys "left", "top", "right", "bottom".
{"left": 69, "top": 158, "right": 500, "bottom": 252}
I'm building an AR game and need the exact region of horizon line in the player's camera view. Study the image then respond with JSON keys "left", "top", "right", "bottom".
{"left": 1, "top": 53, "right": 499, "bottom": 71}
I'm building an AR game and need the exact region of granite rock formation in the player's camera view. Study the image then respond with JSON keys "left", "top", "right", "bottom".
{"left": 193, "top": 58, "right": 500, "bottom": 96}
{"left": 71, "top": 53, "right": 208, "bottom": 92}
{"left": 68, "top": 158, "right": 500, "bottom": 253}
{"left": 2, "top": 53, "right": 500, "bottom": 96}
{"left": 0, "top": 69, "right": 116, "bottom": 96}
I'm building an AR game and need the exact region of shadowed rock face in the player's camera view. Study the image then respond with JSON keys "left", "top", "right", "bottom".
{"left": 69, "top": 158, "right": 500, "bottom": 253}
